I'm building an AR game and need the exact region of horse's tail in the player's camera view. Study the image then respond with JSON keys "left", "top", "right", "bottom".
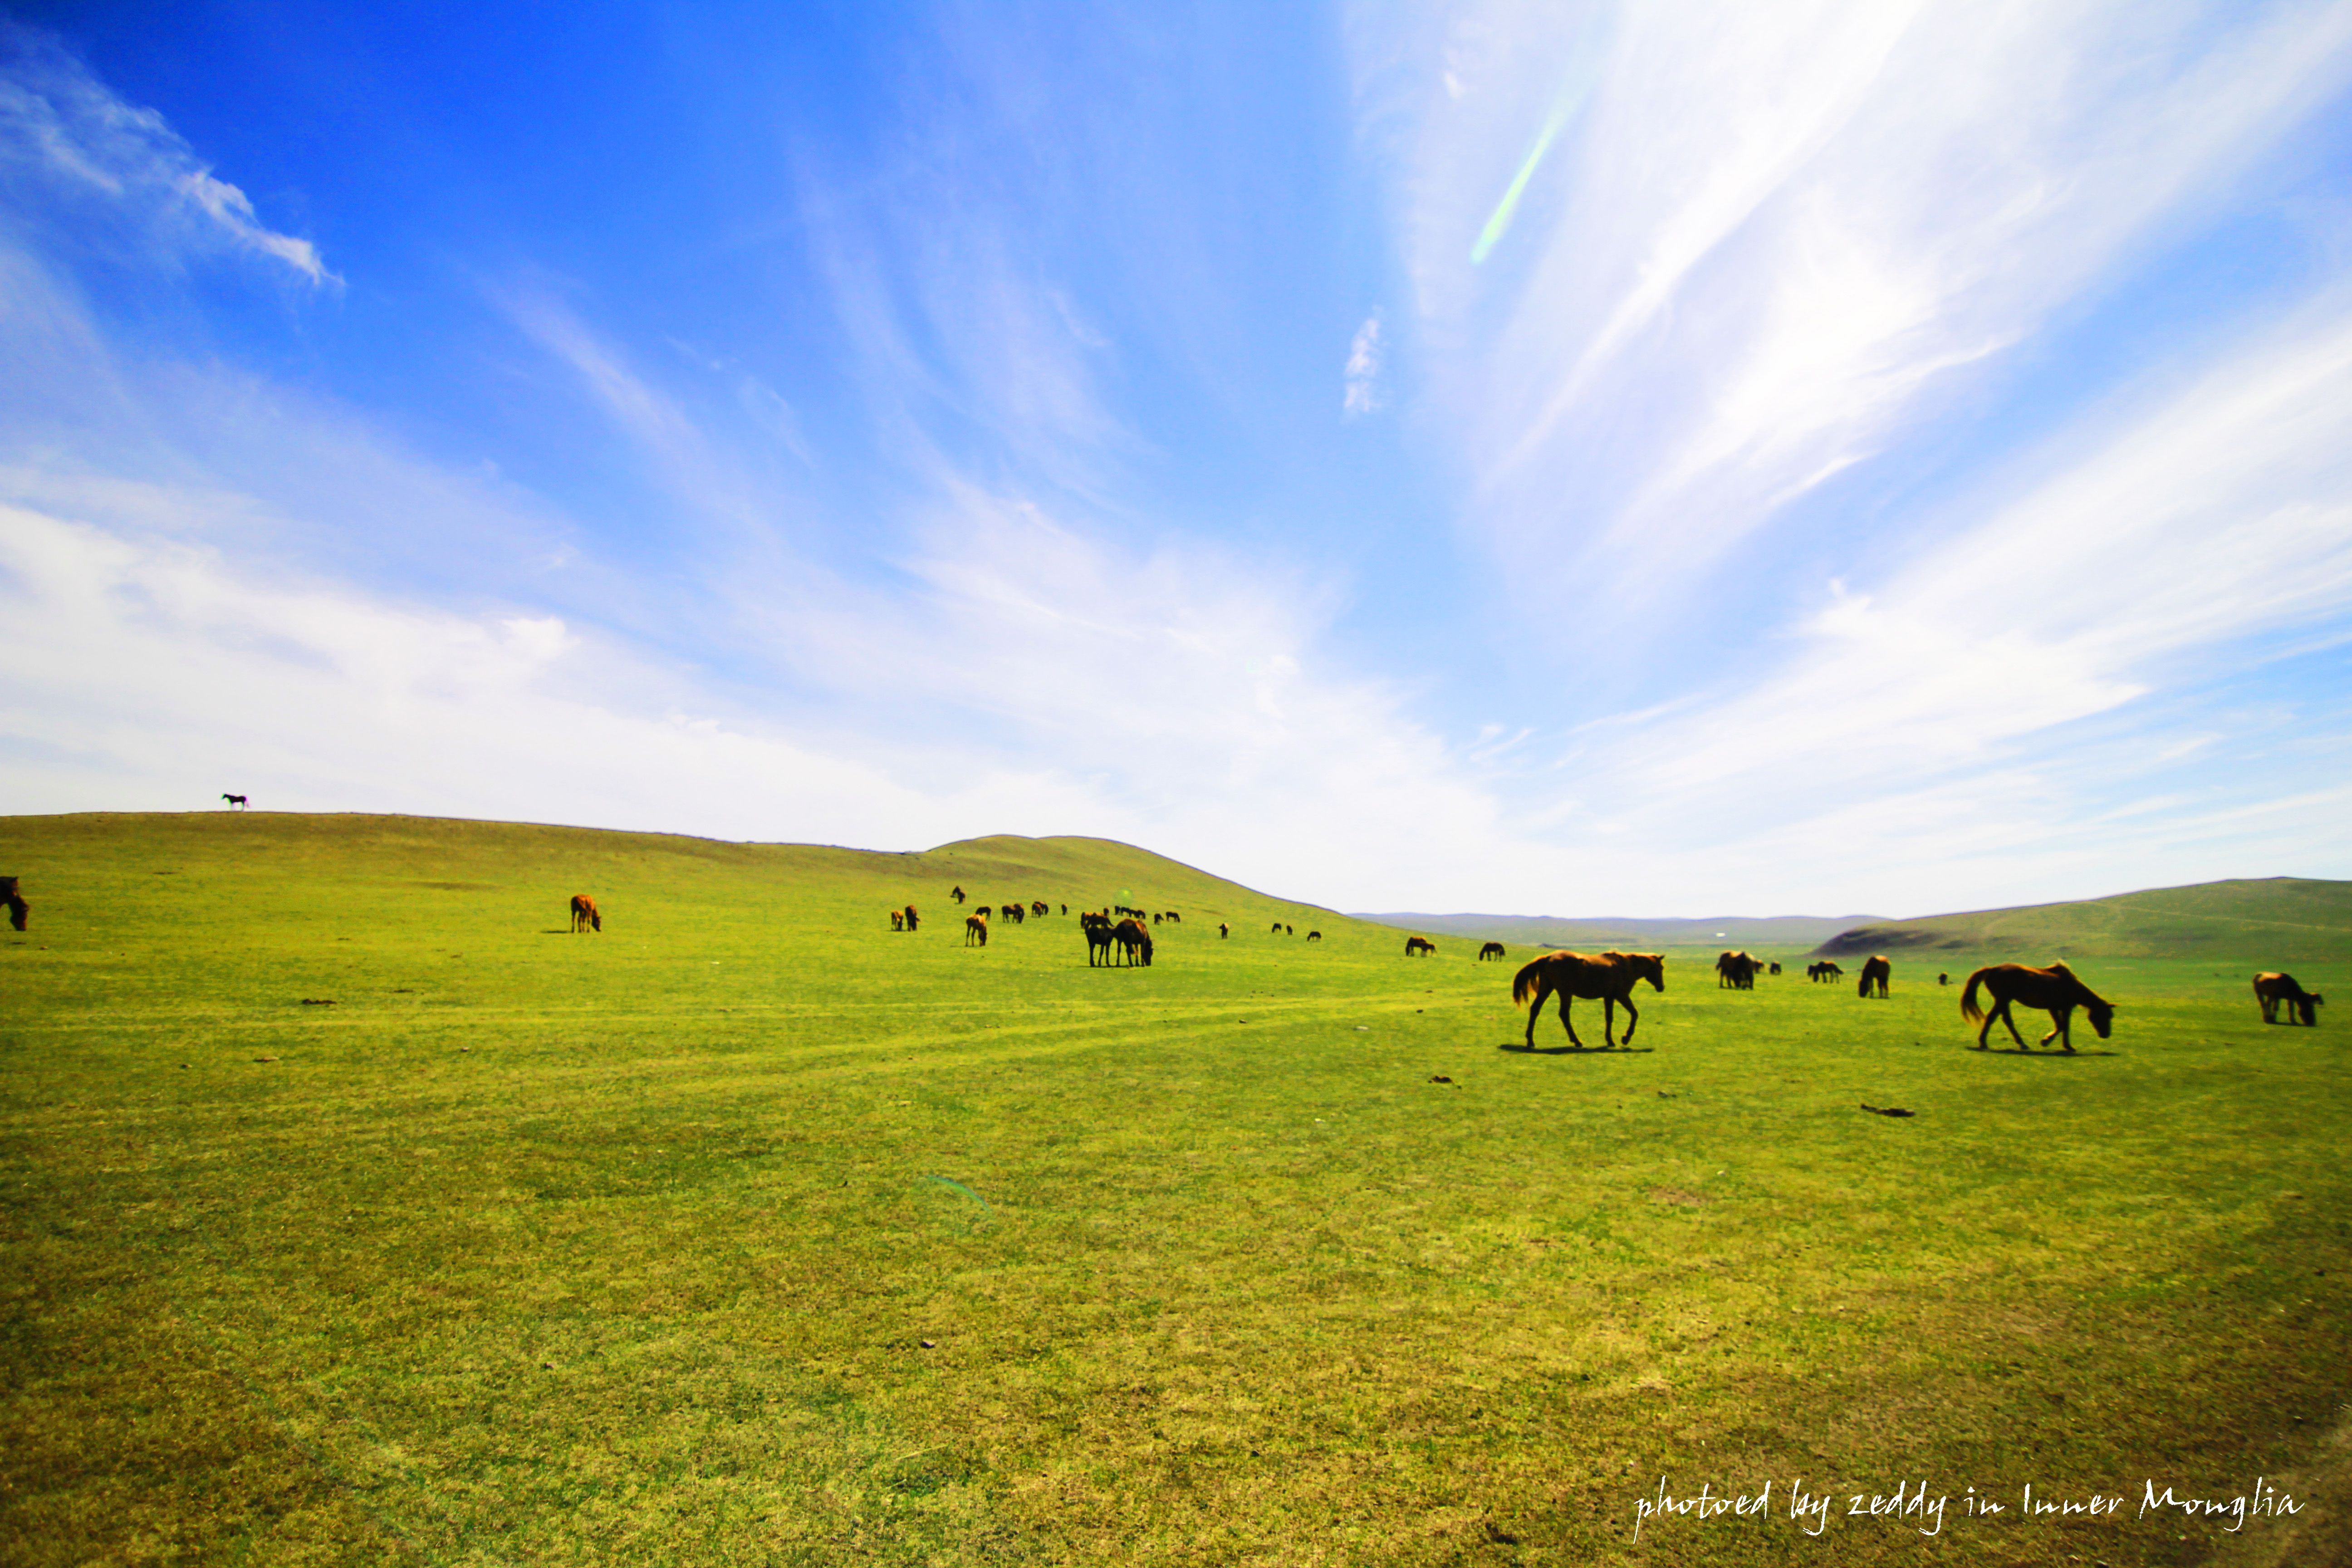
{"left": 1960, "top": 969, "right": 1990, "bottom": 1023}
{"left": 1511, "top": 956, "right": 1548, "bottom": 1008}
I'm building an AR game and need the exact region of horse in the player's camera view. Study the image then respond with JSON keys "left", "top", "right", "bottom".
{"left": 903, "top": 905, "right": 920, "bottom": 932}
{"left": 1715, "top": 951, "right": 1758, "bottom": 990}
{"left": 1271, "top": 921, "right": 1284, "bottom": 934}
{"left": 1938, "top": 973, "right": 1950, "bottom": 986}
{"left": 1085, "top": 919, "right": 1117, "bottom": 966}
{"left": 1513, "top": 951, "right": 1665, "bottom": 1049}
{"left": 1032, "top": 901, "right": 1049, "bottom": 917}
{"left": 1479, "top": 941, "right": 1506, "bottom": 961}
{"left": 2254, "top": 972, "right": 2323, "bottom": 1026}
{"left": 890, "top": 910, "right": 905, "bottom": 931}
{"left": 1163, "top": 911, "right": 1182, "bottom": 923}
{"left": 1857, "top": 956, "right": 1891, "bottom": 999}
{"left": 570, "top": 894, "right": 600, "bottom": 933}
{"left": 1306, "top": 931, "right": 1322, "bottom": 942}
{"left": 2, "top": 877, "right": 25, "bottom": 932}
{"left": 1405, "top": 936, "right": 1435, "bottom": 956}
{"left": 1768, "top": 961, "right": 1782, "bottom": 976}
{"left": 1809, "top": 961, "right": 1844, "bottom": 983}
{"left": 1218, "top": 923, "right": 1229, "bottom": 939}
{"left": 1112, "top": 918, "right": 1153, "bottom": 966}
{"left": 965, "top": 913, "right": 988, "bottom": 947}
{"left": 221, "top": 793, "right": 248, "bottom": 810}
{"left": 951, "top": 886, "right": 966, "bottom": 904}
{"left": 1960, "top": 962, "right": 2115, "bottom": 1052}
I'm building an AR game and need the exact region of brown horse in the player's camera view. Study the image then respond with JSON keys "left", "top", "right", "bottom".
{"left": 2254, "top": 972, "right": 2323, "bottom": 1026}
{"left": 1512, "top": 951, "right": 1665, "bottom": 1049}
{"left": 570, "top": 894, "right": 600, "bottom": 933}
{"left": 1306, "top": 931, "right": 1322, "bottom": 941}
{"left": 1857, "top": 955, "right": 1891, "bottom": 999}
{"left": 1405, "top": 936, "right": 1436, "bottom": 956}
{"left": 903, "top": 905, "right": 920, "bottom": 932}
{"left": 964, "top": 913, "right": 988, "bottom": 946}
{"left": 890, "top": 910, "right": 905, "bottom": 931}
{"left": 1479, "top": 941, "right": 1506, "bottom": 961}
{"left": 2, "top": 876, "right": 25, "bottom": 932}
{"left": 1716, "top": 951, "right": 1758, "bottom": 989}
{"left": 1960, "top": 962, "right": 2115, "bottom": 1052}
{"left": 220, "top": 793, "right": 248, "bottom": 810}
{"left": 1112, "top": 918, "right": 1153, "bottom": 966}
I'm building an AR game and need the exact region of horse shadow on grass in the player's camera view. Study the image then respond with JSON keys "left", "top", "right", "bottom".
{"left": 1501, "top": 1041, "right": 1656, "bottom": 1056}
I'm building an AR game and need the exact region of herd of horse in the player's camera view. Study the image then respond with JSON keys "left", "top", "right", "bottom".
{"left": 540, "top": 887, "right": 2323, "bottom": 1043}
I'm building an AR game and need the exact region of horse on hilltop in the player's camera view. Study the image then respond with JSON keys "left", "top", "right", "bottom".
{"left": 1960, "top": 962, "right": 2115, "bottom": 1052}
{"left": 1513, "top": 951, "right": 1665, "bottom": 1050}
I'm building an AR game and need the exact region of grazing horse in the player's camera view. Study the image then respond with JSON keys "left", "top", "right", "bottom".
{"left": 890, "top": 910, "right": 905, "bottom": 931}
{"left": 2, "top": 877, "right": 25, "bottom": 932}
{"left": 1272, "top": 921, "right": 1284, "bottom": 934}
{"left": 570, "top": 894, "right": 601, "bottom": 933}
{"left": 1479, "top": 941, "right": 1506, "bottom": 961}
{"left": 965, "top": 913, "right": 989, "bottom": 947}
{"left": 1085, "top": 919, "right": 1117, "bottom": 966}
{"left": 1306, "top": 931, "right": 1322, "bottom": 942}
{"left": 221, "top": 793, "right": 248, "bottom": 810}
{"left": 1112, "top": 918, "right": 1153, "bottom": 966}
{"left": 951, "top": 886, "right": 966, "bottom": 904}
{"left": 1405, "top": 936, "right": 1436, "bottom": 956}
{"left": 1163, "top": 911, "right": 1182, "bottom": 923}
{"left": 2254, "top": 972, "right": 2323, "bottom": 1026}
{"left": 1032, "top": 901, "right": 1049, "bottom": 917}
{"left": 1938, "top": 973, "right": 1950, "bottom": 986}
{"left": 1218, "top": 923, "right": 1229, "bottom": 939}
{"left": 1715, "top": 951, "right": 1758, "bottom": 990}
{"left": 1768, "top": 961, "right": 1782, "bottom": 976}
{"left": 1513, "top": 951, "right": 1666, "bottom": 1050}
{"left": 1809, "top": 961, "right": 1844, "bottom": 983}
{"left": 1857, "top": 955, "right": 1891, "bottom": 999}
{"left": 1960, "top": 962, "right": 2115, "bottom": 1052}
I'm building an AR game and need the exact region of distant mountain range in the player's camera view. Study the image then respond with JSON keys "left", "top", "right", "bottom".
{"left": 1357, "top": 876, "right": 2352, "bottom": 961}
{"left": 1350, "top": 911, "right": 1881, "bottom": 950}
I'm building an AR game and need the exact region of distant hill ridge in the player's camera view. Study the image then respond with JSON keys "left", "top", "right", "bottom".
{"left": 1352, "top": 911, "right": 1880, "bottom": 949}
{"left": 1808, "top": 876, "right": 2352, "bottom": 961}
{"left": 1362, "top": 877, "right": 2352, "bottom": 962}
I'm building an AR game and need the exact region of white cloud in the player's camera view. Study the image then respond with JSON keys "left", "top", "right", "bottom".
{"left": 1377, "top": 0, "right": 2352, "bottom": 612}
{"left": 1344, "top": 312, "right": 1385, "bottom": 415}
{"left": 0, "top": 26, "right": 334, "bottom": 284}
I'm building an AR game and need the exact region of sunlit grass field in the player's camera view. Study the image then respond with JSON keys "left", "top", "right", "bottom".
{"left": 4, "top": 813, "right": 2347, "bottom": 1566}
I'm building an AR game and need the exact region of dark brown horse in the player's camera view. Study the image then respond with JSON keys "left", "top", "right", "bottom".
{"left": 1960, "top": 962, "right": 2115, "bottom": 1052}
{"left": 1405, "top": 936, "right": 1435, "bottom": 956}
{"left": 1857, "top": 955, "right": 1890, "bottom": 999}
{"left": 570, "top": 894, "right": 600, "bottom": 932}
{"left": 2254, "top": 972, "right": 2323, "bottom": 1026}
{"left": 220, "top": 793, "right": 248, "bottom": 810}
{"left": 1479, "top": 941, "right": 1506, "bottom": 960}
{"left": 2, "top": 876, "right": 24, "bottom": 932}
{"left": 1112, "top": 918, "right": 1153, "bottom": 966}
{"left": 1513, "top": 951, "right": 1665, "bottom": 1049}
{"left": 903, "top": 905, "right": 920, "bottom": 932}
{"left": 1716, "top": 951, "right": 1758, "bottom": 989}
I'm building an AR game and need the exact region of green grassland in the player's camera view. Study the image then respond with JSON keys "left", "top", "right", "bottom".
{"left": 3, "top": 813, "right": 2348, "bottom": 1567}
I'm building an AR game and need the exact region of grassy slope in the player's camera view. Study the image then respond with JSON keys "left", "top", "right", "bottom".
{"left": 3, "top": 813, "right": 2349, "bottom": 1567}
{"left": 1815, "top": 877, "right": 2352, "bottom": 962}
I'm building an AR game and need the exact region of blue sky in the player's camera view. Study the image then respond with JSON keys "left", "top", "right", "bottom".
{"left": 5, "top": 0, "right": 2352, "bottom": 917}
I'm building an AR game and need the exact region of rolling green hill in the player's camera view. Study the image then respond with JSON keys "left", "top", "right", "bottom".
{"left": 0, "top": 812, "right": 1377, "bottom": 945}
{"left": 1813, "top": 876, "right": 2352, "bottom": 961}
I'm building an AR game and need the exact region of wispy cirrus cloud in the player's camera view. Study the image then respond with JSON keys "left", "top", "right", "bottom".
{"left": 0, "top": 24, "right": 334, "bottom": 284}
{"left": 1377, "top": 0, "right": 2352, "bottom": 619}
